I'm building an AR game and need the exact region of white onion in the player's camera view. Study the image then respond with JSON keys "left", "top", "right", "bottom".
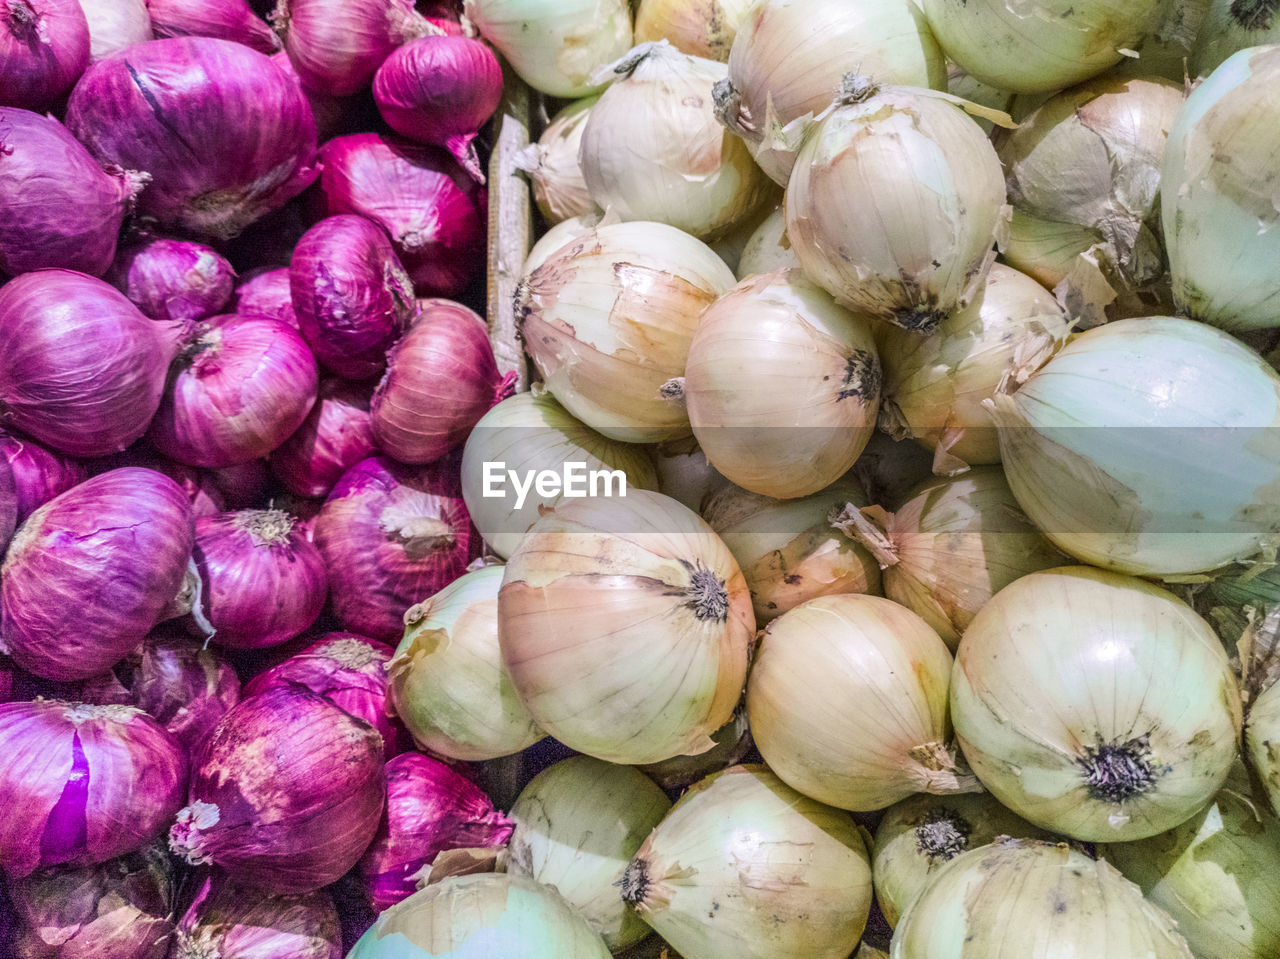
{"left": 734, "top": 204, "right": 799, "bottom": 279}
{"left": 999, "top": 208, "right": 1099, "bottom": 290}
{"left": 633, "top": 0, "right": 754, "bottom": 61}
{"left": 1247, "top": 677, "right": 1280, "bottom": 814}
{"left": 520, "top": 212, "right": 604, "bottom": 276}
{"left": 512, "top": 96, "right": 601, "bottom": 225}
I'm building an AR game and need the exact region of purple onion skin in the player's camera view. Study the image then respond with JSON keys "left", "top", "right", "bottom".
{"left": 0, "top": 700, "right": 188, "bottom": 878}
{"left": 0, "top": 0, "right": 90, "bottom": 109}
{"left": 269, "top": 49, "right": 349, "bottom": 140}
{"left": 194, "top": 509, "right": 328, "bottom": 650}
{"left": 147, "top": 0, "right": 279, "bottom": 54}
{"left": 0, "top": 432, "right": 89, "bottom": 524}
{"left": 231, "top": 266, "right": 300, "bottom": 328}
{"left": 148, "top": 314, "right": 319, "bottom": 469}
{"left": 279, "top": 0, "right": 433, "bottom": 97}
{"left": 271, "top": 378, "right": 378, "bottom": 499}
{"left": 0, "top": 468, "right": 195, "bottom": 682}
{"left": 0, "top": 270, "right": 176, "bottom": 458}
{"left": 0, "top": 444, "right": 15, "bottom": 556}
{"left": 357, "top": 752, "right": 513, "bottom": 911}
{"left": 314, "top": 455, "right": 478, "bottom": 642}
{"left": 106, "top": 237, "right": 236, "bottom": 323}
{"left": 317, "top": 133, "right": 486, "bottom": 298}
{"left": 0, "top": 108, "right": 143, "bottom": 277}
{"left": 64, "top": 37, "right": 319, "bottom": 241}
{"left": 173, "top": 873, "right": 341, "bottom": 959}
{"left": 169, "top": 684, "right": 386, "bottom": 894}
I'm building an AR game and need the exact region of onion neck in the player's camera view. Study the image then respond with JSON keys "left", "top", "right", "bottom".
{"left": 908, "top": 741, "right": 982, "bottom": 795}
{"left": 1230, "top": 0, "right": 1279, "bottom": 30}
{"left": 6, "top": 1, "right": 44, "bottom": 44}
{"left": 836, "top": 73, "right": 880, "bottom": 106}
{"left": 830, "top": 504, "right": 900, "bottom": 569}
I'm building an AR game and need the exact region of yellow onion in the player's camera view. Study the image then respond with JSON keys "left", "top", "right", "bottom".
{"left": 516, "top": 220, "right": 737, "bottom": 442}
{"left": 633, "top": 0, "right": 753, "bottom": 61}
{"left": 683, "top": 269, "right": 881, "bottom": 498}
{"left": 832, "top": 468, "right": 1069, "bottom": 649}
{"left": 877, "top": 263, "right": 1070, "bottom": 472}
{"left": 952, "top": 566, "right": 1243, "bottom": 842}
{"left": 734, "top": 204, "right": 798, "bottom": 279}
{"left": 702, "top": 479, "right": 881, "bottom": 624}
{"left": 652, "top": 435, "right": 731, "bottom": 515}
{"left": 621, "top": 765, "right": 873, "bottom": 959}
{"left": 512, "top": 96, "right": 601, "bottom": 225}
{"left": 786, "top": 75, "right": 1008, "bottom": 335}
{"left": 579, "top": 41, "right": 773, "bottom": 241}
{"left": 747, "top": 594, "right": 976, "bottom": 811}
{"left": 1247, "top": 678, "right": 1280, "bottom": 814}
{"left": 919, "top": 0, "right": 1168, "bottom": 93}
{"left": 498, "top": 489, "right": 754, "bottom": 765}
{"left": 891, "top": 838, "right": 1195, "bottom": 958}
{"left": 716, "top": 0, "right": 946, "bottom": 185}
{"left": 1194, "top": 0, "right": 1280, "bottom": 75}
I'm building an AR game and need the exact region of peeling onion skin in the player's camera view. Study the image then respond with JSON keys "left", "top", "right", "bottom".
{"left": 107, "top": 237, "right": 237, "bottom": 324}
{"left": 78, "top": 0, "right": 152, "bottom": 61}
{"left": 0, "top": 0, "right": 90, "bottom": 109}
{"left": 172, "top": 873, "right": 342, "bottom": 959}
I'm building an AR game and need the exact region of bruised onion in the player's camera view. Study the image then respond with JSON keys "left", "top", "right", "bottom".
{"left": 0, "top": 0, "right": 89, "bottom": 109}
{"left": 107, "top": 237, "right": 235, "bottom": 323}
{"left": 272, "top": 379, "right": 378, "bottom": 499}
{"left": 0, "top": 700, "right": 187, "bottom": 877}
{"left": 231, "top": 267, "right": 298, "bottom": 328}
{"left": 147, "top": 0, "right": 279, "bottom": 53}
{"left": 171, "top": 874, "right": 341, "bottom": 959}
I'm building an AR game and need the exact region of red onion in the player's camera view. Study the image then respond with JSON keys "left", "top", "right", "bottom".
{"left": 0, "top": 271, "right": 175, "bottom": 458}
{"left": 0, "top": 700, "right": 187, "bottom": 877}
{"left": 172, "top": 874, "right": 341, "bottom": 959}
{"left": 65, "top": 37, "right": 319, "bottom": 241}
{"left": 0, "top": 447, "right": 14, "bottom": 557}
{"left": 0, "top": 468, "right": 194, "bottom": 681}
{"left": 372, "top": 300, "right": 512, "bottom": 464}
{"left": 193, "top": 509, "right": 327, "bottom": 650}
{"left": 314, "top": 455, "right": 477, "bottom": 642}
{"left": 317, "top": 133, "right": 486, "bottom": 297}
{"left": 276, "top": 0, "right": 436, "bottom": 96}
{"left": 0, "top": 0, "right": 89, "bottom": 109}
{"left": 289, "top": 214, "right": 417, "bottom": 381}
{"left": 0, "top": 432, "right": 89, "bottom": 524}
{"left": 147, "top": 0, "right": 279, "bottom": 54}
{"left": 7, "top": 843, "right": 175, "bottom": 959}
{"left": 232, "top": 266, "right": 299, "bottom": 328}
{"left": 272, "top": 378, "right": 379, "bottom": 499}
{"left": 79, "top": 0, "right": 152, "bottom": 61}
{"left": 91, "top": 443, "right": 227, "bottom": 517}
{"left": 0, "top": 109, "right": 145, "bottom": 277}
{"left": 207, "top": 456, "right": 272, "bottom": 508}
{"left": 269, "top": 49, "right": 350, "bottom": 140}
{"left": 372, "top": 36, "right": 501, "bottom": 181}
{"left": 357, "top": 752, "right": 513, "bottom": 911}
{"left": 148, "top": 314, "right": 319, "bottom": 469}
{"left": 168, "top": 684, "right": 386, "bottom": 894}
{"left": 106, "top": 237, "right": 236, "bottom": 323}
{"left": 243, "top": 632, "right": 409, "bottom": 758}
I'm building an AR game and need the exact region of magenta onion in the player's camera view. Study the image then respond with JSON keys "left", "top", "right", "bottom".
{"left": 0, "top": 108, "right": 145, "bottom": 277}
{"left": 148, "top": 313, "right": 318, "bottom": 469}
{"left": 232, "top": 266, "right": 299, "bottom": 328}
{"left": 289, "top": 214, "right": 417, "bottom": 381}
{"left": 372, "top": 35, "right": 502, "bottom": 181}
{"left": 169, "top": 684, "right": 386, "bottom": 894}
{"left": 147, "top": 0, "right": 279, "bottom": 54}
{"left": 269, "top": 49, "right": 350, "bottom": 139}
{"left": 65, "top": 37, "right": 319, "bottom": 240}
{"left": 243, "top": 632, "right": 410, "bottom": 757}
{"left": 0, "top": 468, "right": 194, "bottom": 681}
{"left": 0, "top": 432, "right": 89, "bottom": 524}
{"left": 0, "top": 448, "right": 14, "bottom": 556}
{"left": 317, "top": 133, "right": 486, "bottom": 297}
{"left": 106, "top": 237, "right": 236, "bottom": 323}
{"left": 0, "top": 0, "right": 90, "bottom": 109}
{"left": 0, "top": 700, "right": 187, "bottom": 877}
{"left": 357, "top": 752, "right": 513, "bottom": 911}
{"left": 372, "top": 300, "right": 512, "bottom": 464}
{"left": 0, "top": 270, "right": 175, "bottom": 458}
{"left": 272, "top": 378, "right": 378, "bottom": 499}
{"left": 79, "top": 0, "right": 152, "bottom": 61}
{"left": 172, "top": 873, "right": 341, "bottom": 959}
{"left": 193, "top": 509, "right": 327, "bottom": 649}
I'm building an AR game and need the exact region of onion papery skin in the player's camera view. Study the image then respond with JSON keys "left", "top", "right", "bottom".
{"left": 919, "top": 0, "right": 1166, "bottom": 93}
{"left": 269, "top": 47, "right": 350, "bottom": 139}
{"left": 0, "top": 109, "right": 142, "bottom": 278}
{"left": 890, "top": 838, "right": 1195, "bottom": 958}
{"left": 951, "top": 566, "right": 1242, "bottom": 842}
{"left": 192, "top": 509, "right": 327, "bottom": 650}
{"left": 719, "top": 0, "right": 946, "bottom": 186}
{"left": 289, "top": 214, "right": 417, "bottom": 382}
{"left": 499, "top": 489, "right": 754, "bottom": 765}
{"left": 147, "top": 0, "right": 279, "bottom": 53}
{"left": 506, "top": 756, "right": 670, "bottom": 950}
{"left": 684, "top": 268, "right": 881, "bottom": 498}
{"left": 357, "top": 752, "right": 513, "bottom": 912}
{"left": 169, "top": 684, "right": 386, "bottom": 893}
{"left": 0, "top": 0, "right": 89, "bottom": 108}
{"left": 514, "top": 95, "right": 600, "bottom": 225}
{"left": 65, "top": 37, "right": 319, "bottom": 241}
{"left": 1, "top": 468, "right": 194, "bottom": 681}
{"left": 877, "top": 263, "right": 1070, "bottom": 471}
{"left": 989, "top": 316, "right": 1280, "bottom": 576}
{"left": 371, "top": 300, "right": 508, "bottom": 464}
{"left": 243, "top": 632, "right": 409, "bottom": 758}
{"left": 998, "top": 207, "right": 1100, "bottom": 290}
{"left": 272, "top": 378, "right": 378, "bottom": 500}
{"left": 0, "top": 270, "right": 175, "bottom": 458}
{"left": 1162, "top": 45, "right": 1280, "bottom": 331}
{"left": 80, "top": 0, "right": 152, "bottom": 61}
{"left": 735, "top": 204, "right": 797, "bottom": 279}
{"left": 703, "top": 479, "right": 881, "bottom": 624}
{"left": 1194, "top": 0, "right": 1280, "bottom": 75}
{"left": 389, "top": 565, "right": 542, "bottom": 760}
{"left": 623, "top": 764, "right": 872, "bottom": 959}
{"left": 747, "top": 594, "right": 970, "bottom": 811}
{"left": 316, "top": 133, "right": 487, "bottom": 299}
{"left": 516, "top": 220, "right": 737, "bottom": 443}
{"left": 347, "top": 872, "right": 612, "bottom": 958}
{"left": 0, "top": 701, "right": 187, "bottom": 877}
{"left": 634, "top": 0, "right": 753, "bottom": 61}
{"left": 148, "top": 314, "right": 319, "bottom": 469}
{"left": 231, "top": 266, "right": 298, "bottom": 328}
{"left": 106, "top": 237, "right": 236, "bottom": 324}
{"left": 458, "top": 390, "right": 660, "bottom": 559}
{"left": 7, "top": 843, "right": 175, "bottom": 959}
{"left": 314, "top": 455, "right": 477, "bottom": 643}
{"left": 785, "top": 79, "right": 1007, "bottom": 335}
{"left": 1247, "top": 679, "right": 1280, "bottom": 814}
{"left": 172, "top": 873, "right": 341, "bottom": 959}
